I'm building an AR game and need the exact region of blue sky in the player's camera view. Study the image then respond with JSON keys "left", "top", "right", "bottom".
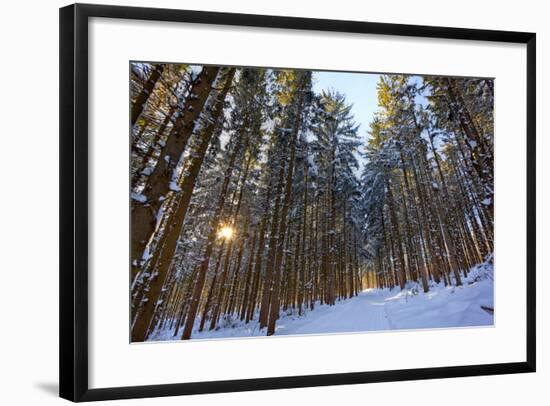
{"left": 312, "top": 71, "right": 381, "bottom": 147}
{"left": 312, "top": 71, "right": 381, "bottom": 173}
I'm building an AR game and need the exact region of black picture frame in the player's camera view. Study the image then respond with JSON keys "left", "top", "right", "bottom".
{"left": 59, "top": 3, "right": 536, "bottom": 402}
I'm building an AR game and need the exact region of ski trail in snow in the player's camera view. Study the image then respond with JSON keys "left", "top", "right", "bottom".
{"left": 271, "top": 290, "right": 391, "bottom": 336}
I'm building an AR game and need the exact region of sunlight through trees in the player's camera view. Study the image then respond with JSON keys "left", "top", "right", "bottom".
{"left": 129, "top": 63, "right": 494, "bottom": 341}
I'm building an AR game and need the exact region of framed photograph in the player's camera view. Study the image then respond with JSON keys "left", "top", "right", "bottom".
{"left": 59, "top": 3, "right": 536, "bottom": 402}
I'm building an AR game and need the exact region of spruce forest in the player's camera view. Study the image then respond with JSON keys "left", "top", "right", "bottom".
{"left": 130, "top": 63, "right": 494, "bottom": 342}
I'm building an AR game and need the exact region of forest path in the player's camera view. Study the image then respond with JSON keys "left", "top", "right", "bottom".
{"left": 277, "top": 290, "right": 392, "bottom": 336}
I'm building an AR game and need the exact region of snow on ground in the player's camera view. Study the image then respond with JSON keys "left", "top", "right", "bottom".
{"left": 149, "top": 256, "right": 493, "bottom": 342}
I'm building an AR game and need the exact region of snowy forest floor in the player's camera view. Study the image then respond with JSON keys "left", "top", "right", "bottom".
{"left": 148, "top": 257, "right": 494, "bottom": 342}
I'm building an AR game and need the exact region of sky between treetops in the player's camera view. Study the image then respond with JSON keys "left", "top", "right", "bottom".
{"left": 313, "top": 70, "right": 381, "bottom": 174}
{"left": 313, "top": 70, "right": 381, "bottom": 147}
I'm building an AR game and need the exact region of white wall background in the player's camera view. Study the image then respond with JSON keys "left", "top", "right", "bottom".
{"left": 0, "top": 0, "right": 545, "bottom": 404}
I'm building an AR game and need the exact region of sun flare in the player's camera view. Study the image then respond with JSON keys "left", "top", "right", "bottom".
{"left": 217, "top": 225, "right": 235, "bottom": 240}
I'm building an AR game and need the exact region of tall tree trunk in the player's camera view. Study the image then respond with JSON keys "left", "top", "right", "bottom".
{"left": 258, "top": 164, "right": 285, "bottom": 329}
{"left": 131, "top": 66, "right": 220, "bottom": 278}
{"left": 178, "top": 101, "right": 250, "bottom": 340}
{"left": 297, "top": 160, "right": 308, "bottom": 315}
{"left": 246, "top": 187, "right": 272, "bottom": 322}
{"left": 240, "top": 231, "right": 258, "bottom": 320}
{"left": 131, "top": 68, "right": 231, "bottom": 342}
{"left": 443, "top": 78, "right": 493, "bottom": 214}
{"left": 198, "top": 242, "right": 225, "bottom": 331}
{"left": 385, "top": 177, "right": 406, "bottom": 289}
{"left": 132, "top": 64, "right": 164, "bottom": 126}
{"left": 267, "top": 80, "right": 306, "bottom": 336}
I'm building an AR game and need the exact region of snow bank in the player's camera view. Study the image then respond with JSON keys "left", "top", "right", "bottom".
{"left": 382, "top": 255, "right": 494, "bottom": 330}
